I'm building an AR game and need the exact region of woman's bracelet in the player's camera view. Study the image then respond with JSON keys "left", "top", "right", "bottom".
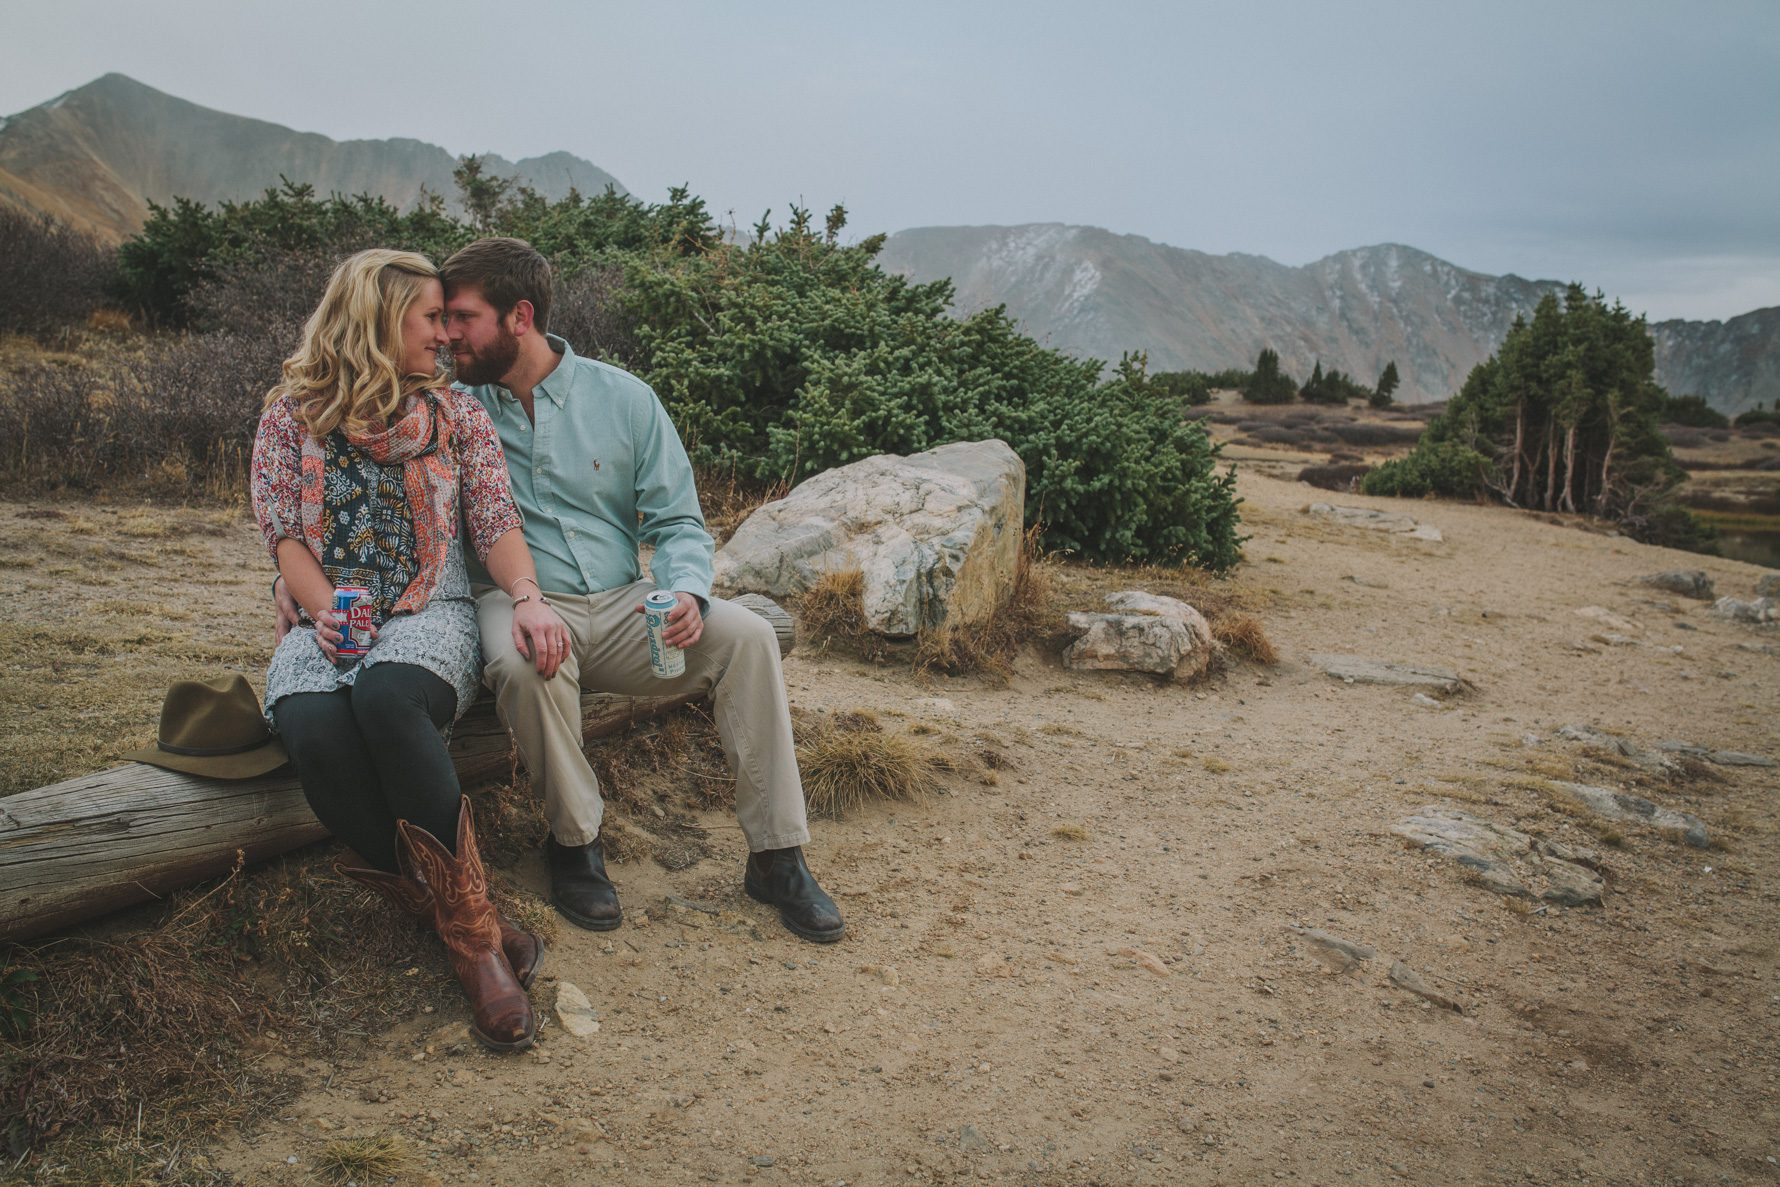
{"left": 272, "top": 574, "right": 284, "bottom": 599}
{"left": 513, "top": 576, "right": 541, "bottom": 593}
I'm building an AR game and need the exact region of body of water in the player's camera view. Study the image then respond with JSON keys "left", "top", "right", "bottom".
{"left": 1712, "top": 528, "right": 1780, "bottom": 570}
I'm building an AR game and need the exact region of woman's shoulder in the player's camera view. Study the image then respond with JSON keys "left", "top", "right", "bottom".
{"left": 436, "top": 386, "right": 491, "bottom": 421}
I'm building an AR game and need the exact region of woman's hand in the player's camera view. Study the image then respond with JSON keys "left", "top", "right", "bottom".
{"left": 312, "top": 604, "right": 379, "bottom": 664}
{"left": 513, "top": 600, "right": 572, "bottom": 680}
{"left": 313, "top": 607, "right": 346, "bottom": 663}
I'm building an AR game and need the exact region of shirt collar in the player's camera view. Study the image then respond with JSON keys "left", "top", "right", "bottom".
{"left": 532, "top": 334, "right": 576, "bottom": 408}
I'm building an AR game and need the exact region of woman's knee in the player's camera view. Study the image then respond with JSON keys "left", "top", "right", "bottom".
{"left": 351, "top": 664, "right": 456, "bottom": 734}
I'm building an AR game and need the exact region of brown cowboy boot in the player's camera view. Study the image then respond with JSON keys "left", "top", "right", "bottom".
{"left": 335, "top": 852, "right": 545, "bottom": 988}
{"left": 396, "top": 798, "right": 536, "bottom": 1052}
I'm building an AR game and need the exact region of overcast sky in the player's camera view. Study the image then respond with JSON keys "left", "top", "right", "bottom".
{"left": 4, "top": 0, "right": 1776, "bottom": 321}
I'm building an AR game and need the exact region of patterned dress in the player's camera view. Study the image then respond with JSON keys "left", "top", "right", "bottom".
{"left": 251, "top": 390, "right": 522, "bottom": 727}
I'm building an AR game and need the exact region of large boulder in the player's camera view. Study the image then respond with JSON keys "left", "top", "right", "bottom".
{"left": 1063, "top": 591, "right": 1214, "bottom": 682}
{"left": 713, "top": 440, "right": 1025, "bottom": 637}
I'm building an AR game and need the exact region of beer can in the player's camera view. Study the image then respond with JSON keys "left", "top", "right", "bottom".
{"left": 642, "top": 590, "right": 686, "bottom": 679}
{"left": 331, "top": 586, "right": 375, "bottom": 661}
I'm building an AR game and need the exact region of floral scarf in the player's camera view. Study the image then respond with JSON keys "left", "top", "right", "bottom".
{"left": 298, "top": 392, "right": 457, "bottom": 622}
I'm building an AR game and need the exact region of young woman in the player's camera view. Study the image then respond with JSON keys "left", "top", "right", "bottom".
{"left": 251, "top": 249, "right": 569, "bottom": 1052}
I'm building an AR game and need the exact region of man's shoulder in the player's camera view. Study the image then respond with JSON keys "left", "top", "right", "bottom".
{"left": 566, "top": 353, "right": 659, "bottom": 406}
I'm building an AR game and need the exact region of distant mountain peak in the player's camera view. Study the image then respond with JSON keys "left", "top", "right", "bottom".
{"left": 878, "top": 223, "right": 1775, "bottom": 412}
{"left": 0, "top": 73, "right": 625, "bottom": 242}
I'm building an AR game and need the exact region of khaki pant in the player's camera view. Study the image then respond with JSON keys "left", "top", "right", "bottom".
{"left": 474, "top": 580, "right": 810, "bottom": 852}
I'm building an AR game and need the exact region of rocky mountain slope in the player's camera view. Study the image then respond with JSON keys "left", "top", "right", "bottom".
{"left": 0, "top": 74, "right": 625, "bottom": 242}
{"left": 878, "top": 224, "right": 1777, "bottom": 412}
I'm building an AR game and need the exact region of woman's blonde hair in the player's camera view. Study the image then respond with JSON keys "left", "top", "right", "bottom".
{"left": 268, "top": 249, "right": 448, "bottom": 438}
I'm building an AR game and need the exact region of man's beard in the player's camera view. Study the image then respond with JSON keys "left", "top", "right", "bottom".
{"left": 452, "top": 325, "right": 521, "bottom": 386}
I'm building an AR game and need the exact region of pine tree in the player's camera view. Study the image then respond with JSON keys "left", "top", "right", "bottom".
{"left": 1372, "top": 360, "right": 1400, "bottom": 408}
{"left": 1242, "top": 348, "right": 1296, "bottom": 404}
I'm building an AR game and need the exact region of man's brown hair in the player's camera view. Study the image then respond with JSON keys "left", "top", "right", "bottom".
{"left": 441, "top": 237, "right": 553, "bottom": 334}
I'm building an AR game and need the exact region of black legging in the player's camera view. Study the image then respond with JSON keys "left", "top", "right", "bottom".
{"left": 274, "top": 662, "right": 461, "bottom": 873}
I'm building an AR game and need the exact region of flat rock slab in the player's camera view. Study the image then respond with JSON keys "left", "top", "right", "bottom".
{"left": 1392, "top": 807, "right": 1603, "bottom": 906}
{"left": 1550, "top": 780, "right": 1709, "bottom": 848}
{"left": 1654, "top": 740, "right": 1777, "bottom": 767}
{"left": 1711, "top": 596, "right": 1778, "bottom": 624}
{"left": 1311, "top": 653, "right": 1463, "bottom": 692}
{"left": 1575, "top": 606, "right": 1642, "bottom": 634}
{"left": 1307, "top": 502, "right": 1442, "bottom": 541}
{"left": 1638, "top": 570, "right": 1716, "bottom": 600}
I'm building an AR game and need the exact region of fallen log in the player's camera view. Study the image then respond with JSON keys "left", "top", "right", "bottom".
{"left": 0, "top": 595, "right": 794, "bottom": 944}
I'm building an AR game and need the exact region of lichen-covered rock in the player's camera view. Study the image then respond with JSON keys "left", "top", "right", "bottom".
{"left": 1549, "top": 781, "right": 1709, "bottom": 848}
{"left": 1756, "top": 573, "right": 1780, "bottom": 599}
{"left": 713, "top": 440, "right": 1025, "bottom": 637}
{"left": 1063, "top": 591, "right": 1213, "bottom": 682}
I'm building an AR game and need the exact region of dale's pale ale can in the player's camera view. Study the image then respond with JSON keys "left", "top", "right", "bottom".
{"left": 331, "top": 586, "right": 375, "bottom": 661}
{"left": 643, "top": 589, "right": 686, "bottom": 678}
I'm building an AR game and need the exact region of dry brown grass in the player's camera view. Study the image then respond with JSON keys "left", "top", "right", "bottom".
{"left": 1049, "top": 823, "right": 1091, "bottom": 841}
{"left": 795, "top": 709, "right": 948, "bottom": 819}
{"left": 1212, "top": 612, "right": 1278, "bottom": 664}
{"left": 0, "top": 849, "right": 455, "bottom": 1173}
{"left": 315, "top": 1134, "right": 411, "bottom": 1186}
{"left": 695, "top": 467, "right": 786, "bottom": 546}
{"left": 590, "top": 704, "right": 733, "bottom": 815}
{"left": 914, "top": 528, "right": 1070, "bottom": 681}
{"left": 795, "top": 568, "right": 881, "bottom": 657}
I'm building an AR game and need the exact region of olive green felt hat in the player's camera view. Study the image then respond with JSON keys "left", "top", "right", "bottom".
{"left": 122, "top": 675, "right": 289, "bottom": 779}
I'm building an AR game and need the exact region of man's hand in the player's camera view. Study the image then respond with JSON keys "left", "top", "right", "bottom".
{"left": 513, "top": 599, "right": 573, "bottom": 679}
{"left": 635, "top": 591, "right": 704, "bottom": 649}
{"left": 273, "top": 576, "right": 300, "bottom": 643}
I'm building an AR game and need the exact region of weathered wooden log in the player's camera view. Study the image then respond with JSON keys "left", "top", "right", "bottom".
{"left": 0, "top": 597, "right": 794, "bottom": 944}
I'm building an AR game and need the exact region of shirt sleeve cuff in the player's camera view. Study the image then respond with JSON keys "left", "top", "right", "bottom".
{"left": 670, "top": 578, "right": 711, "bottom": 612}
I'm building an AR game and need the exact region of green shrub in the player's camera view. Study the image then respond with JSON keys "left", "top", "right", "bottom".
{"left": 1360, "top": 440, "right": 1492, "bottom": 498}
{"left": 1658, "top": 393, "right": 1729, "bottom": 429}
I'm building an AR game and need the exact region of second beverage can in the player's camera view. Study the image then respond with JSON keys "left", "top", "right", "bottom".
{"left": 642, "top": 589, "right": 686, "bottom": 678}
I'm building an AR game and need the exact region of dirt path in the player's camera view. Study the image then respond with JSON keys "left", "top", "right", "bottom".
{"left": 9, "top": 469, "right": 1779, "bottom": 1185}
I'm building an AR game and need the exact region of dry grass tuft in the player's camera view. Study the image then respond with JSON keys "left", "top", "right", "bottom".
{"left": 1212, "top": 613, "right": 1278, "bottom": 665}
{"left": 1050, "top": 823, "right": 1091, "bottom": 841}
{"left": 796, "top": 710, "right": 946, "bottom": 819}
{"left": 914, "top": 526, "right": 1069, "bottom": 681}
{"left": 591, "top": 705, "right": 732, "bottom": 814}
{"left": 795, "top": 569, "right": 894, "bottom": 664}
{"left": 315, "top": 1134, "right": 412, "bottom": 1186}
{"left": 600, "top": 821, "right": 656, "bottom": 865}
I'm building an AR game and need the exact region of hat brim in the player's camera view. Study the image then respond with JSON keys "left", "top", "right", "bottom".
{"left": 121, "top": 740, "right": 291, "bottom": 780}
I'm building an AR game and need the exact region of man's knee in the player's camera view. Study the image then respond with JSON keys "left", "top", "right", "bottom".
{"left": 711, "top": 599, "right": 777, "bottom": 655}
{"left": 484, "top": 637, "right": 575, "bottom": 699}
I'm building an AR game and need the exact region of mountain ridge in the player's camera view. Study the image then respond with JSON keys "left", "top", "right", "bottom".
{"left": 0, "top": 73, "right": 625, "bottom": 242}
{"left": 878, "top": 224, "right": 1777, "bottom": 413}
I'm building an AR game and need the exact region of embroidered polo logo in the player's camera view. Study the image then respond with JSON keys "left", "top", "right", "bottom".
{"left": 592, "top": 460, "right": 601, "bottom": 471}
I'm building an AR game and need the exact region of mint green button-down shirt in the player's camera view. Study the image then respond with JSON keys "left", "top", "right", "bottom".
{"left": 461, "top": 335, "right": 714, "bottom": 602}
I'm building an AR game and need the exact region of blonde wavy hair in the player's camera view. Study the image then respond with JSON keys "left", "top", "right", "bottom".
{"left": 267, "top": 249, "right": 449, "bottom": 438}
